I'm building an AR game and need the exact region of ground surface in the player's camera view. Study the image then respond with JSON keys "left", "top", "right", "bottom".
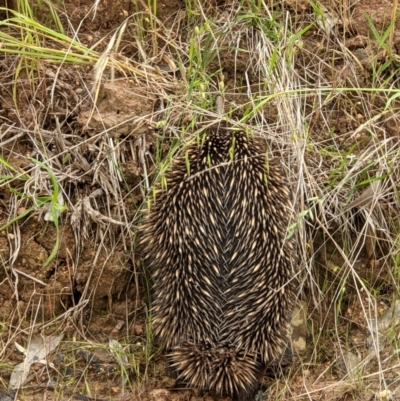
{"left": 1, "top": 0, "right": 400, "bottom": 400}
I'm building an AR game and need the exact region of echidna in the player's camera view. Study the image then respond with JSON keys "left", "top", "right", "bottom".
{"left": 141, "top": 128, "right": 297, "bottom": 399}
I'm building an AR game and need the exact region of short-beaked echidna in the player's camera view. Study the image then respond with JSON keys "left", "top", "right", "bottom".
{"left": 141, "top": 128, "right": 297, "bottom": 399}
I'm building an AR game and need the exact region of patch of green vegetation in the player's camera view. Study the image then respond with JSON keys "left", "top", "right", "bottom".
{"left": 0, "top": 157, "right": 66, "bottom": 268}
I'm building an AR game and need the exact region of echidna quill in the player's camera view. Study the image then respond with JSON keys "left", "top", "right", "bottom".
{"left": 141, "top": 128, "right": 297, "bottom": 400}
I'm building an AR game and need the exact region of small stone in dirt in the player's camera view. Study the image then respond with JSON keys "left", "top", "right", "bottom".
{"left": 132, "top": 324, "right": 144, "bottom": 335}
{"left": 336, "top": 351, "right": 361, "bottom": 376}
{"left": 369, "top": 259, "right": 380, "bottom": 268}
{"left": 111, "top": 386, "right": 120, "bottom": 394}
{"left": 17, "top": 207, "right": 26, "bottom": 215}
{"left": 149, "top": 389, "right": 171, "bottom": 401}
{"left": 52, "top": 353, "right": 65, "bottom": 366}
{"left": 375, "top": 390, "right": 393, "bottom": 401}
{"left": 0, "top": 390, "right": 13, "bottom": 401}
{"left": 109, "top": 320, "right": 125, "bottom": 337}
{"left": 76, "top": 349, "right": 103, "bottom": 365}
{"left": 161, "top": 376, "right": 176, "bottom": 388}
{"left": 290, "top": 300, "right": 308, "bottom": 354}
{"left": 367, "top": 300, "right": 400, "bottom": 351}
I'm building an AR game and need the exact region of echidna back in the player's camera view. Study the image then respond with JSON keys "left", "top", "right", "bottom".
{"left": 142, "top": 129, "right": 296, "bottom": 399}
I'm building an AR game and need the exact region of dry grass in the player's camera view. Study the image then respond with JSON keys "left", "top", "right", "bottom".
{"left": 0, "top": 0, "right": 400, "bottom": 400}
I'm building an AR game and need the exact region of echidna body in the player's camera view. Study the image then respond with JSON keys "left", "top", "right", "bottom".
{"left": 141, "top": 129, "right": 297, "bottom": 399}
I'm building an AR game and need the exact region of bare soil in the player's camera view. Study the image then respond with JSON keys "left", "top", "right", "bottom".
{"left": 1, "top": 0, "right": 400, "bottom": 400}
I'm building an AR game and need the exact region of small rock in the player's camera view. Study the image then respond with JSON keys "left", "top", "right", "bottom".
{"left": 110, "top": 320, "right": 125, "bottom": 337}
{"left": 336, "top": 351, "right": 361, "bottom": 377}
{"left": 161, "top": 376, "right": 176, "bottom": 388}
{"left": 290, "top": 300, "right": 308, "bottom": 354}
{"left": 149, "top": 389, "right": 171, "bottom": 401}
{"left": 375, "top": 389, "right": 393, "bottom": 401}
{"left": 133, "top": 324, "right": 144, "bottom": 335}
{"left": 367, "top": 300, "right": 400, "bottom": 351}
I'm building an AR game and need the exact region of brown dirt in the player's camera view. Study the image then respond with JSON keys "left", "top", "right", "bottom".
{"left": 1, "top": 0, "right": 400, "bottom": 400}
